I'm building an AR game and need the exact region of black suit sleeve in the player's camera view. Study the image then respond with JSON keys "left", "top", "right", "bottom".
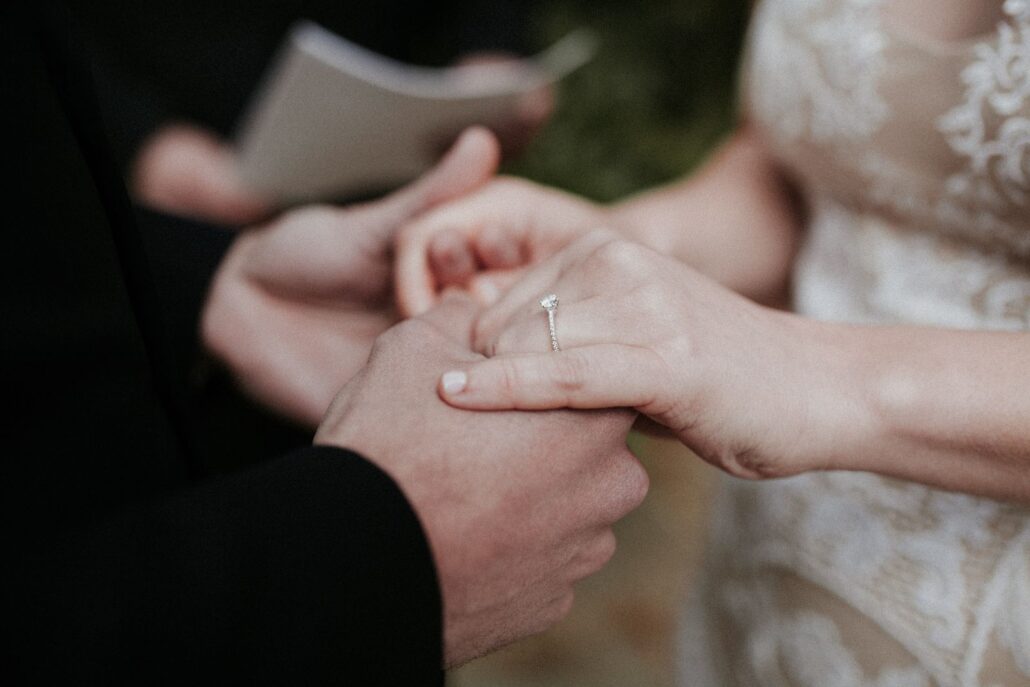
{"left": 11, "top": 446, "right": 443, "bottom": 685}
{"left": 4, "top": 5, "right": 444, "bottom": 683}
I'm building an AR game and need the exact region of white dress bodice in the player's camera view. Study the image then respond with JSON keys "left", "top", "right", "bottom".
{"left": 680, "top": 2, "right": 1030, "bottom": 685}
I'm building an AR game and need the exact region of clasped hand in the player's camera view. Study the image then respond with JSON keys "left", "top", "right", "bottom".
{"left": 430, "top": 231, "right": 860, "bottom": 480}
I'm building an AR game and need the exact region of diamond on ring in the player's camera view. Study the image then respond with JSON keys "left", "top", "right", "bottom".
{"left": 540, "top": 294, "right": 560, "bottom": 352}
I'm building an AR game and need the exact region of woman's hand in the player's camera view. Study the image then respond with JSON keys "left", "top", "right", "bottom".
{"left": 394, "top": 177, "right": 609, "bottom": 317}
{"left": 437, "top": 231, "right": 867, "bottom": 480}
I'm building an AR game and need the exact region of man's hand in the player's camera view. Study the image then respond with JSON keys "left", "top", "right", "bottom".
{"left": 132, "top": 123, "right": 274, "bottom": 226}
{"left": 315, "top": 295, "right": 648, "bottom": 667}
{"left": 203, "top": 128, "right": 501, "bottom": 426}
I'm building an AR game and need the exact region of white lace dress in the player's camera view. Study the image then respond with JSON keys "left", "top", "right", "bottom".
{"left": 679, "top": 1, "right": 1030, "bottom": 685}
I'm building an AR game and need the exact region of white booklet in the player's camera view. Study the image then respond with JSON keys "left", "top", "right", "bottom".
{"left": 234, "top": 22, "right": 597, "bottom": 203}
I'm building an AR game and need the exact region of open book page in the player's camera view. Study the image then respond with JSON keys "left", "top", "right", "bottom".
{"left": 234, "top": 23, "right": 596, "bottom": 203}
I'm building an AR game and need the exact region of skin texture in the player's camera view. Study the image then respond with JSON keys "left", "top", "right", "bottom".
{"left": 203, "top": 128, "right": 501, "bottom": 426}
{"left": 314, "top": 295, "right": 648, "bottom": 667}
{"left": 394, "top": 125, "right": 800, "bottom": 316}
{"left": 436, "top": 231, "right": 1030, "bottom": 502}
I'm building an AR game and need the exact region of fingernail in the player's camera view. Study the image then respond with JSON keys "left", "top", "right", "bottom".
{"left": 441, "top": 371, "right": 468, "bottom": 395}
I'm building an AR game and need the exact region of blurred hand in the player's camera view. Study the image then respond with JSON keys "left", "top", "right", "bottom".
{"left": 455, "top": 52, "right": 554, "bottom": 158}
{"left": 395, "top": 177, "right": 607, "bottom": 317}
{"left": 437, "top": 231, "right": 852, "bottom": 480}
{"left": 131, "top": 123, "right": 273, "bottom": 226}
{"left": 315, "top": 295, "right": 647, "bottom": 667}
{"left": 203, "top": 128, "right": 501, "bottom": 426}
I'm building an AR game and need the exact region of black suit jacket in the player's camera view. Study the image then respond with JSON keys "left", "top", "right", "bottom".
{"left": 3, "top": 5, "right": 443, "bottom": 683}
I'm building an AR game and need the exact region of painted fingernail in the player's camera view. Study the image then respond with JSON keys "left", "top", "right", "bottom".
{"left": 441, "top": 371, "right": 468, "bottom": 395}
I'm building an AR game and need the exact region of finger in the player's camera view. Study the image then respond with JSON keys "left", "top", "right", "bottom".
{"left": 437, "top": 344, "right": 665, "bottom": 412}
{"left": 395, "top": 202, "right": 488, "bottom": 317}
{"left": 387, "top": 126, "right": 500, "bottom": 222}
{"left": 417, "top": 291, "right": 482, "bottom": 345}
{"left": 486, "top": 294, "right": 638, "bottom": 358}
{"left": 483, "top": 295, "right": 623, "bottom": 357}
{"left": 471, "top": 257, "right": 572, "bottom": 351}
{"left": 428, "top": 230, "right": 478, "bottom": 288}
{"left": 472, "top": 231, "right": 614, "bottom": 352}
{"left": 194, "top": 146, "right": 273, "bottom": 225}
{"left": 473, "top": 222, "right": 525, "bottom": 270}
{"left": 468, "top": 270, "right": 524, "bottom": 306}
{"left": 397, "top": 213, "right": 530, "bottom": 317}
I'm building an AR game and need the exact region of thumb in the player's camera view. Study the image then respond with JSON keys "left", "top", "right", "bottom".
{"left": 437, "top": 345, "right": 665, "bottom": 412}
{"left": 388, "top": 126, "right": 501, "bottom": 220}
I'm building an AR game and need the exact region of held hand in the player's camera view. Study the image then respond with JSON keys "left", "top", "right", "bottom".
{"left": 315, "top": 295, "right": 647, "bottom": 667}
{"left": 131, "top": 123, "right": 273, "bottom": 226}
{"left": 437, "top": 232, "right": 861, "bottom": 480}
{"left": 394, "top": 177, "right": 607, "bottom": 317}
{"left": 202, "top": 128, "right": 501, "bottom": 426}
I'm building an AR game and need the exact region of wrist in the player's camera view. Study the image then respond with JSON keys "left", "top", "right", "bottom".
{"left": 776, "top": 315, "right": 884, "bottom": 474}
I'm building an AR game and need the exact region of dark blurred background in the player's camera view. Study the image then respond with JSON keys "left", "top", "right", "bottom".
{"left": 455, "top": 1, "right": 748, "bottom": 685}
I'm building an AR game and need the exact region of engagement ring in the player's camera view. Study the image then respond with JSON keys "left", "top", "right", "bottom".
{"left": 540, "top": 294, "right": 560, "bottom": 352}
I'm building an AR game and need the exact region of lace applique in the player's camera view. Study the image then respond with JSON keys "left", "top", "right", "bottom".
{"left": 938, "top": 14, "right": 1030, "bottom": 207}
{"left": 992, "top": 530, "right": 1030, "bottom": 678}
{"left": 714, "top": 471, "right": 1029, "bottom": 686}
{"left": 690, "top": 2, "right": 1030, "bottom": 685}
{"left": 748, "top": 0, "right": 889, "bottom": 143}
{"left": 930, "top": 1, "right": 1030, "bottom": 254}
{"left": 718, "top": 577, "right": 933, "bottom": 686}
{"left": 860, "top": 152, "right": 1030, "bottom": 260}
{"left": 778, "top": 613, "right": 932, "bottom": 687}
{"left": 794, "top": 196, "right": 1030, "bottom": 329}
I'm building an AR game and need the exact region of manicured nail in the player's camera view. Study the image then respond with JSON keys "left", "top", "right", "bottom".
{"left": 441, "top": 371, "right": 468, "bottom": 395}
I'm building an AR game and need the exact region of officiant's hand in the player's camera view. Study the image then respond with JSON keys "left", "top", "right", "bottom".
{"left": 395, "top": 176, "right": 607, "bottom": 316}
{"left": 132, "top": 123, "right": 274, "bottom": 226}
{"left": 437, "top": 231, "right": 855, "bottom": 480}
{"left": 316, "top": 294, "right": 647, "bottom": 667}
{"left": 202, "top": 128, "right": 501, "bottom": 426}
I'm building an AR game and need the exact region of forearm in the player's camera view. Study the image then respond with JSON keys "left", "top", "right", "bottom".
{"left": 608, "top": 125, "right": 803, "bottom": 305}
{"left": 821, "top": 320, "right": 1030, "bottom": 501}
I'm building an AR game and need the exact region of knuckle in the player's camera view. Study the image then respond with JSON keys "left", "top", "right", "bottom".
{"left": 551, "top": 591, "right": 576, "bottom": 623}
{"left": 592, "top": 530, "right": 618, "bottom": 569}
{"left": 632, "top": 282, "right": 669, "bottom": 318}
{"left": 492, "top": 176, "right": 532, "bottom": 198}
{"left": 589, "top": 238, "right": 646, "bottom": 273}
{"left": 623, "top": 457, "right": 651, "bottom": 510}
{"left": 497, "top": 359, "right": 525, "bottom": 396}
{"left": 716, "top": 445, "right": 786, "bottom": 481}
{"left": 373, "top": 319, "right": 435, "bottom": 355}
{"left": 551, "top": 354, "right": 587, "bottom": 396}
{"left": 606, "top": 454, "right": 650, "bottom": 519}
{"left": 494, "top": 322, "right": 536, "bottom": 356}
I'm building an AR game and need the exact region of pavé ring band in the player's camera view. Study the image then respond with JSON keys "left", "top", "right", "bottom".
{"left": 539, "top": 294, "right": 560, "bottom": 352}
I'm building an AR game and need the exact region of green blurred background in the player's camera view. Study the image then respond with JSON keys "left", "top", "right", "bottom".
{"left": 452, "top": 1, "right": 749, "bottom": 685}
{"left": 508, "top": 0, "right": 750, "bottom": 200}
